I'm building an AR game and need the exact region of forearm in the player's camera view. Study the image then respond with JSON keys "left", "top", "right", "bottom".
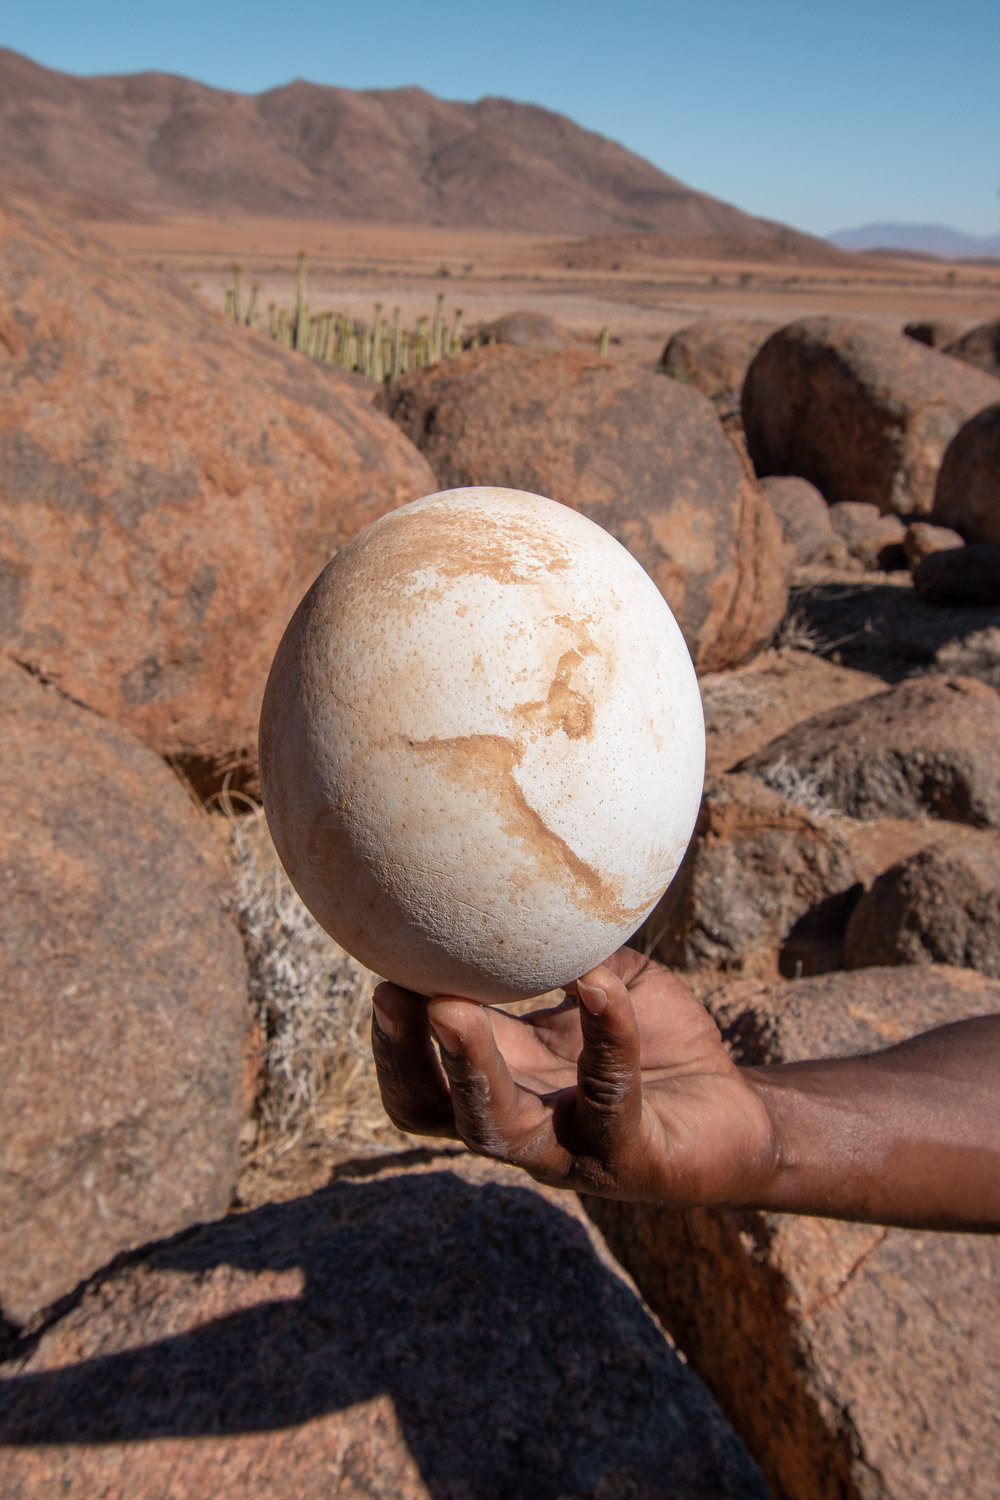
{"left": 739, "top": 1016, "right": 1000, "bottom": 1231}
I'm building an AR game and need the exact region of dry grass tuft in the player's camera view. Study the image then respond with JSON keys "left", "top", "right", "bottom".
{"left": 754, "top": 755, "right": 841, "bottom": 821}
{"left": 224, "top": 805, "right": 410, "bottom": 1161}
{"left": 773, "top": 602, "right": 823, "bottom": 655}
{"left": 699, "top": 670, "right": 777, "bottom": 738}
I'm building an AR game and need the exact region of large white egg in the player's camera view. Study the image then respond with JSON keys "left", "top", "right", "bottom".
{"left": 259, "top": 487, "right": 705, "bottom": 1004}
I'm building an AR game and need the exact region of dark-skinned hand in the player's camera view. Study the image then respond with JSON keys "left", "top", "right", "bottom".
{"left": 373, "top": 946, "right": 1000, "bottom": 1229}
{"left": 372, "top": 947, "right": 777, "bottom": 1205}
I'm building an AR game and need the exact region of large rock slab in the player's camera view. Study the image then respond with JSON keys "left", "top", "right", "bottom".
{"left": 0, "top": 664, "right": 249, "bottom": 1330}
{"left": 699, "top": 648, "right": 883, "bottom": 773}
{"left": 737, "top": 674, "right": 1000, "bottom": 826}
{"left": 379, "top": 345, "right": 792, "bottom": 672}
{"left": 0, "top": 194, "right": 436, "bottom": 791}
{"left": 932, "top": 402, "right": 1000, "bottom": 544}
{"left": 945, "top": 319, "right": 1000, "bottom": 379}
{"left": 659, "top": 318, "right": 774, "bottom": 401}
{"left": 760, "top": 475, "right": 840, "bottom": 566}
{"left": 844, "top": 826, "right": 1000, "bottom": 975}
{"left": 648, "top": 772, "right": 859, "bottom": 981}
{"left": 742, "top": 316, "right": 1000, "bottom": 516}
{"left": 0, "top": 1154, "right": 768, "bottom": 1500}
{"left": 585, "top": 966, "right": 1000, "bottom": 1500}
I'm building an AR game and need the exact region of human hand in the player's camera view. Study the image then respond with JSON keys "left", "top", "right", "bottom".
{"left": 371, "top": 947, "right": 778, "bottom": 1205}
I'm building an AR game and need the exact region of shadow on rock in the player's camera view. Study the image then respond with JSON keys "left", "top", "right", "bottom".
{"left": 0, "top": 1169, "right": 765, "bottom": 1500}
{"left": 790, "top": 576, "right": 1000, "bottom": 685}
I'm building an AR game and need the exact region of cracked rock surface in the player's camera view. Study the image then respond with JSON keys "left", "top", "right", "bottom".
{"left": 584, "top": 966, "right": 1000, "bottom": 1500}
{"left": 0, "top": 662, "right": 250, "bottom": 1330}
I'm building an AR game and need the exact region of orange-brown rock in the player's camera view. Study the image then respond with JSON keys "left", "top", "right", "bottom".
{"left": 647, "top": 772, "right": 859, "bottom": 980}
{"left": 0, "top": 194, "right": 436, "bottom": 790}
{"left": 844, "top": 826, "right": 1000, "bottom": 974}
{"left": 0, "top": 1154, "right": 768, "bottom": 1499}
{"left": 0, "top": 663, "right": 249, "bottom": 1330}
{"left": 742, "top": 316, "right": 1000, "bottom": 516}
{"left": 945, "top": 319, "right": 1000, "bottom": 379}
{"left": 737, "top": 675, "right": 1000, "bottom": 827}
{"left": 585, "top": 966, "right": 1000, "bottom": 1500}
{"left": 828, "top": 500, "right": 906, "bottom": 570}
{"left": 660, "top": 318, "right": 774, "bottom": 401}
{"left": 379, "top": 346, "right": 792, "bottom": 672}
{"left": 903, "top": 519, "right": 964, "bottom": 567}
{"left": 699, "top": 648, "right": 883, "bottom": 774}
{"left": 759, "top": 475, "right": 839, "bottom": 565}
{"left": 470, "top": 308, "right": 579, "bottom": 349}
{"left": 932, "top": 402, "right": 1000, "bottom": 544}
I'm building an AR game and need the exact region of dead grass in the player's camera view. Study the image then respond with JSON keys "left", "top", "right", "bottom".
{"left": 773, "top": 602, "right": 824, "bottom": 655}
{"left": 223, "top": 804, "right": 412, "bottom": 1162}
{"left": 753, "top": 755, "right": 841, "bottom": 821}
{"left": 699, "top": 670, "right": 777, "bottom": 738}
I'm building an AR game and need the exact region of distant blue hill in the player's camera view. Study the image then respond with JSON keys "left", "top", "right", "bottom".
{"left": 828, "top": 223, "right": 1000, "bottom": 258}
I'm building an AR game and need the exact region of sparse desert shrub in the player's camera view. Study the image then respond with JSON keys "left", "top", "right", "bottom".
{"left": 225, "top": 254, "right": 464, "bottom": 380}
{"left": 699, "top": 670, "right": 778, "bottom": 737}
{"left": 223, "top": 254, "right": 613, "bottom": 378}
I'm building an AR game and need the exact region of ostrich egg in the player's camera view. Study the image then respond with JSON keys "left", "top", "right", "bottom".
{"left": 259, "top": 487, "right": 705, "bottom": 1004}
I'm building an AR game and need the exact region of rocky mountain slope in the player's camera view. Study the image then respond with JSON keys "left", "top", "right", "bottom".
{"left": 1, "top": 46, "right": 823, "bottom": 246}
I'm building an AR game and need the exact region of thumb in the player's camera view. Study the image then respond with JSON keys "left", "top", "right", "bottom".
{"left": 574, "top": 966, "right": 643, "bottom": 1170}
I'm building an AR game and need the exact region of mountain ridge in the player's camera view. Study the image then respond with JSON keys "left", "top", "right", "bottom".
{"left": 0, "top": 46, "right": 829, "bottom": 252}
{"left": 829, "top": 222, "right": 1000, "bottom": 259}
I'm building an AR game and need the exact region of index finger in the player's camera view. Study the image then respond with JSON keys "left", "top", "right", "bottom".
{"left": 371, "top": 982, "right": 457, "bottom": 1138}
{"left": 427, "top": 999, "right": 574, "bottom": 1180}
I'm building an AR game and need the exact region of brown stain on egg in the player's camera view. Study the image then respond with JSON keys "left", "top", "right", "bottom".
{"left": 514, "top": 614, "right": 603, "bottom": 741}
{"left": 401, "top": 731, "right": 645, "bottom": 923}
{"left": 515, "top": 648, "right": 594, "bottom": 740}
{"left": 345, "top": 505, "right": 576, "bottom": 597}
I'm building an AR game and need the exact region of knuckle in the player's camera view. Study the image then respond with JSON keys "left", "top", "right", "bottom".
{"left": 578, "top": 1061, "right": 635, "bottom": 1117}
{"left": 448, "top": 1072, "right": 516, "bottom": 1161}
{"left": 375, "top": 1079, "right": 420, "bottom": 1132}
{"left": 374, "top": 1047, "right": 449, "bottom": 1136}
{"left": 380, "top": 1089, "right": 452, "bottom": 1138}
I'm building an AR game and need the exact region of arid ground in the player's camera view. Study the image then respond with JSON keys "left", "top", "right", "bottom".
{"left": 93, "top": 214, "right": 1000, "bottom": 368}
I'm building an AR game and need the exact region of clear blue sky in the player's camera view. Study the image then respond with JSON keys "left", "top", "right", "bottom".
{"left": 4, "top": 0, "right": 998, "bottom": 237}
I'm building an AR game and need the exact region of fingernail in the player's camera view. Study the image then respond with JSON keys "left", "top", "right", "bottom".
{"left": 577, "top": 980, "right": 608, "bottom": 1016}
{"left": 372, "top": 1000, "right": 397, "bottom": 1040}
{"left": 429, "top": 1016, "right": 463, "bottom": 1056}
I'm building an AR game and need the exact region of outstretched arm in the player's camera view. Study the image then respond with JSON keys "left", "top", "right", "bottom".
{"left": 744, "top": 1018, "right": 1000, "bottom": 1230}
{"left": 371, "top": 949, "right": 1000, "bottom": 1231}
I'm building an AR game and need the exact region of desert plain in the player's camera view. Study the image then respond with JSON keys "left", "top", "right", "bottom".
{"left": 94, "top": 211, "right": 1000, "bottom": 366}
